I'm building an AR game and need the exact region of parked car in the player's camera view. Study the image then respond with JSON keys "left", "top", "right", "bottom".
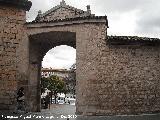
{"left": 65, "top": 97, "right": 76, "bottom": 105}
{"left": 57, "top": 97, "right": 65, "bottom": 104}
{"left": 69, "top": 98, "right": 76, "bottom": 105}
{"left": 52, "top": 97, "right": 65, "bottom": 104}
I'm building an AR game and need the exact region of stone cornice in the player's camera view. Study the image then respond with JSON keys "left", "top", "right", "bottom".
{"left": 107, "top": 36, "right": 160, "bottom": 46}
{"left": 0, "top": 0, "right": 32, "bottom": 11}
{"left": 27, "top": 16, "right": 108, "bottom": 28}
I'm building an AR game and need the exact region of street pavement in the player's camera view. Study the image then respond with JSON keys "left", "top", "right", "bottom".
{"left": 1, "top": 104, "right": 160, "bottom": 120}
{"left": 77, "top": 114, "right": 160, "bottom": 120}
{"left": 1, "top": 104, "right": 76, "bottom": 120}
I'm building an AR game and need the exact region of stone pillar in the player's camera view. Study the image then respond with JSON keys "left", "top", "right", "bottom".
{"left": 0, "top": 0, "right": 31, "bottom": 111}
{"left": 28, "top": 42, "right": 42, "bottom": 112}
{"left": 75, "top": 23, "right": 107, "bottom": 115}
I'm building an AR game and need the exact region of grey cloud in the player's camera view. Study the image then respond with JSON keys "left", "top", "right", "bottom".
{"left": 91, "top": 0, "right": 147, "bottom": 14}
{"left": 135, "top": 1, "right": 160, "bottom": 37}
{"left": 47, "top": 46, "right": 76, "bottom": 61}
{"left": 136, "top": 15, "right": 160, "bottom": 34}
{"left": 91, "top": 0, "right": 160, "bottom": 38}
{"left": 94, "top": 0, "right": 160, "bottom": 38}
{"left": 54, "top": 56, "right": 71, "bottom": 61}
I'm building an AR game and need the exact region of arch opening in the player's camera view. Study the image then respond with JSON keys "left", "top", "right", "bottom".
{"left": 28, "top": 31, "right": 76, "bottom": 112}
{"left": 41, "top": 45, "right": 76, "bottom": 113}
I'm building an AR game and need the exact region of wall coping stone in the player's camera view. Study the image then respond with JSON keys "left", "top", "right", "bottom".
{"left": 26, "top": 18, "right": 108, "bottom": 29}
{"left": 107, "top": 36, "right": 160, "bottom": 46}
{"left": 0, "top": 0, "right": 32, "bottom": 11}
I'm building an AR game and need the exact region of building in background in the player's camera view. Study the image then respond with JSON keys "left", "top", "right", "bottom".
{"left": 41, "top": 68, "right": 70, "bottom": 78}
{"left": 41, "top": 68, "right": 76, "bottom": 96}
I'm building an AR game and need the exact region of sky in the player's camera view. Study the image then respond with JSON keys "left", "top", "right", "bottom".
{"left": 27, "top": 0, "right": 160, "bottom": 69}
{"left": 42, "top": 45, "right": 76, "bottom": 69}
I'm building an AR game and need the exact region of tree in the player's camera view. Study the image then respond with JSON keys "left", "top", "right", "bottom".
{"left": 47, "top": 75, "right": 66, "bottom": 104}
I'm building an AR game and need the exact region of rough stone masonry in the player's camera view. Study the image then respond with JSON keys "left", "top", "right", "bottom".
{"left": 0, "top": 0, "right": 32, "bottom": 111}
{"left": 1, "top": 0, "right": 160, "bottom": 116}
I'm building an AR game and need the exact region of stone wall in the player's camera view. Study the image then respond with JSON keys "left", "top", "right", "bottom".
{"left": 94, "top": 37, "right": 160, "bottom": 115}
{"left": 27, "top": 21, "right": 160, "bottom": 115}
{"left": 0, "top": 4, "right": 30, "bottom": 111}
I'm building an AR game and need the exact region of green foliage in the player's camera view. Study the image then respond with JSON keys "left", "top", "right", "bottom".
{"left": 48, "top": 75, "right": 66, "bottom": 94}
{"left": 41, "top": 75, "right": 67, "bottom": 95}
{"left": 41, "top": 75, "right": 68, "bottom": 104}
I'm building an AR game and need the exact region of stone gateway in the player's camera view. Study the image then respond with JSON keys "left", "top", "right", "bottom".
{"left": 0, "top": 0, "right": 160, "bottom": 116}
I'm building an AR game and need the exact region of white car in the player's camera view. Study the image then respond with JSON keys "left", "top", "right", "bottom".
{"left": 57, "top": 97, "right": 65, "bottom": 104}
{"left": 57, "top": 99, "right": 65, "bottom": 104}
{"left": 65, "top": 97, "right": 76, "bottom": 105}
{"left": 69, "top": 98, "right": 76, "bottom": 105}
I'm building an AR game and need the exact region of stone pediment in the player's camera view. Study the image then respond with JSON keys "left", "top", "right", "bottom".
{"left": 35, "top": 0, "right": 94, "bottom": 22}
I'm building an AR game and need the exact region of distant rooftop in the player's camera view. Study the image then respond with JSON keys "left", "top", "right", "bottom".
{"left": 41, "top": 68, "right": 72, "bottom": 73}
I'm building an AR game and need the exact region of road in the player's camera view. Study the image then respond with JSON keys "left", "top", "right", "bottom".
{"left": 1, "top": 104, "right": 160, "bottom": 120}
{"left": 4, "top": 104, "right": 76, "bottom": 120}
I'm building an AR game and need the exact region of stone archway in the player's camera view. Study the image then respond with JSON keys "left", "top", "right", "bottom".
{"left": 0, "top": 0, "right": 108, "bottom": 115}
{"left": 26, "top": 19, "right": 107, "bottom": 114}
